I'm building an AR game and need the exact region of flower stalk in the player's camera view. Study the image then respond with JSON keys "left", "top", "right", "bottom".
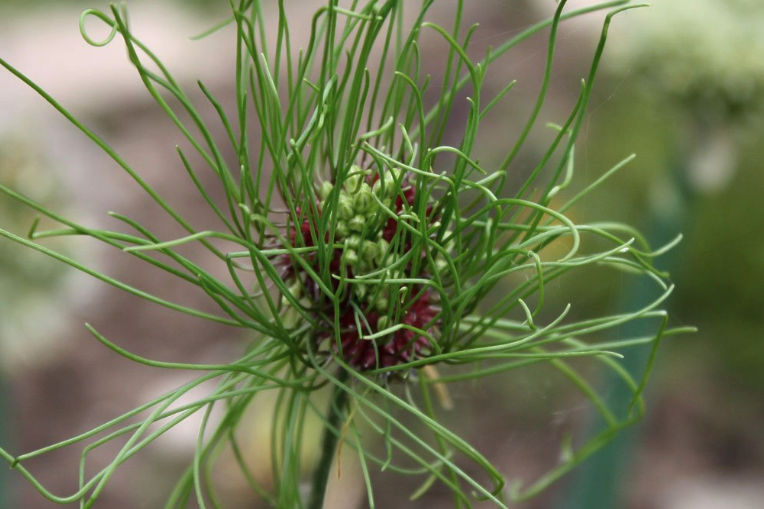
{"left": 307, "top": 368, "right": 350, "bottom": 509}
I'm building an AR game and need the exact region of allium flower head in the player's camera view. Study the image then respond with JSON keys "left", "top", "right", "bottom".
{"left": 280, "top": 165, "right": 447, "bottom": 371}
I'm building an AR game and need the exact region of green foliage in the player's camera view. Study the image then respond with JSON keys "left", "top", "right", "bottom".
{"left": 0, "top": 136, "right": 72, "bottom": 370}
{"left": 613, "top": 0, "right": 764, "bottom": 122}
{"left": 0, "top": 1, "right": 690, "bottom": 507}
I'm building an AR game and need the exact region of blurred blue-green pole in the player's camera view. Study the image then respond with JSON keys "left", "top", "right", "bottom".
{"left": 561, "top": 156, "right": 691, "bottom": 509}
{"left": 0, "top": 374, "right": 9, "bottom": 506}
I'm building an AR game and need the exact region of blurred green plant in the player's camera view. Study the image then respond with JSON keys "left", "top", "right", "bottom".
{"left": 563, "top": 2, "right": 764, "bottom": 506}
{"left": 0, "top": 134, "right": 74, "bottom": 509}
{"left": 0, "top": 0, "right": 222, "bottom": 11}
{"left": 0, "top": 136, "right": 73, "bottom": 371}
{"left": 613, "top": 0, "right": 764, "bottom": 194}
{"left": 607, "top": 0, "right": 764, "bottom": 380}
{"left": 0, "top": 1, "right": 691, "bottom": 507}
{"left": 615, "top": 0, "right": 764, "bottom": 122}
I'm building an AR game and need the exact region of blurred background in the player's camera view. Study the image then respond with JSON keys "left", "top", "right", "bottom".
{"left": 1, "top": 1, "right": 763, "bottom": 508}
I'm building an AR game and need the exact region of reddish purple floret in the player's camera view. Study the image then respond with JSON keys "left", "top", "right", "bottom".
{"left": 334, "top": 290, "right": 437, "bottom": 370}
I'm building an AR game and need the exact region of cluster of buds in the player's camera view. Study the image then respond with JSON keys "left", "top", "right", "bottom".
{"left": 320, "top": 168, "right": 387, "bottom": 284}
{"left": 282, "top": 165, "right": 450, "bottom": 372}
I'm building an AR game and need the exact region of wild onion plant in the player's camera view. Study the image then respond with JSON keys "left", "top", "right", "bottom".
{"left": 0, "top": 1, "right": 692, "bottom": 507}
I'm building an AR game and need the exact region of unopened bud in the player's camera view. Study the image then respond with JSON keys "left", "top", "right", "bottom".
{"left": 338, "top": 193, "right": 355, "bottom": 221}
{"left": 361, "top": 240, "right": 380, "bottom": 261}
{"left": 383, "top": 173, "right": 396, "bottom": 196}
{"left": 344, "top": 248, "right": 359, "bottom": 266}
{"left": 336, "top": 220, "right": 350, "bottom": 237}
{"left": 346, "top": 234, "right": 362, "bottom": 250}
{"left": 318, "top": 181, "right": 334, "bottom": 201}
{"left": 376, "top": 239, "right": 390, "bottom": 265}
{"left": 354, "top": 183, "right": 375, "bottom": 213}
{"left": 349, "top": 215, "right": 366, "bottom": 232}
{"left": 345, "top": 165, "right": 366, "bottom": 192}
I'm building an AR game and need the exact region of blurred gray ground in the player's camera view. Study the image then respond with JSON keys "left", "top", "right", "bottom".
{"left": 1, "top": 1, "right": 764, "bottom": 508}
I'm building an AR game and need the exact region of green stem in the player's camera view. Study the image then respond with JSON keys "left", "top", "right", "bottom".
{"left": 307, "top": 369, "right": 350, "bottom": 509}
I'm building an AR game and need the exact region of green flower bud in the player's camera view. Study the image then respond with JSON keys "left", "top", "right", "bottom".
{"left": 346, "top": 234, "right": 362, "bottom": 250}
{"left": 355, "top": 283, "right": 367, "bottom": 299}
{"left": 345, "top": 165, "right": 366, "bottom": 192}
{"left": 344, "top": 248, "right": 359, "bottom": 266}
{"left": 338, "top": 193, "right": 355, "bottom": 221}
{"left": 376, "top": 298, "right": 389, "bottom": 313}
{"left": 336, "top": 220, "right": 350, "bottom": 237}
{"left": 349, "top": 215, "right": 366, "bottom": 232}
{"left": 318, "top": 181, "right": 334, "bottom": 201}
{"left": 361, "top": 240, "right": 380, "bottom": 262}
{"left": 375, "top": 238, "right": 390, "bottom": 265}
{"left": 354, "top": 183, "right": 375, "bottom": 213}
{"left": 377, "top": 315, "right": 389, "bottom": 330}
{"left": 386, "top": 173, "right": 398, "bottom": 197}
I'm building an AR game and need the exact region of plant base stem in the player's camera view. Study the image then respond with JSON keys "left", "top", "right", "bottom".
{"left": 307, "top": 369, "right": 350, "bottom": 509}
